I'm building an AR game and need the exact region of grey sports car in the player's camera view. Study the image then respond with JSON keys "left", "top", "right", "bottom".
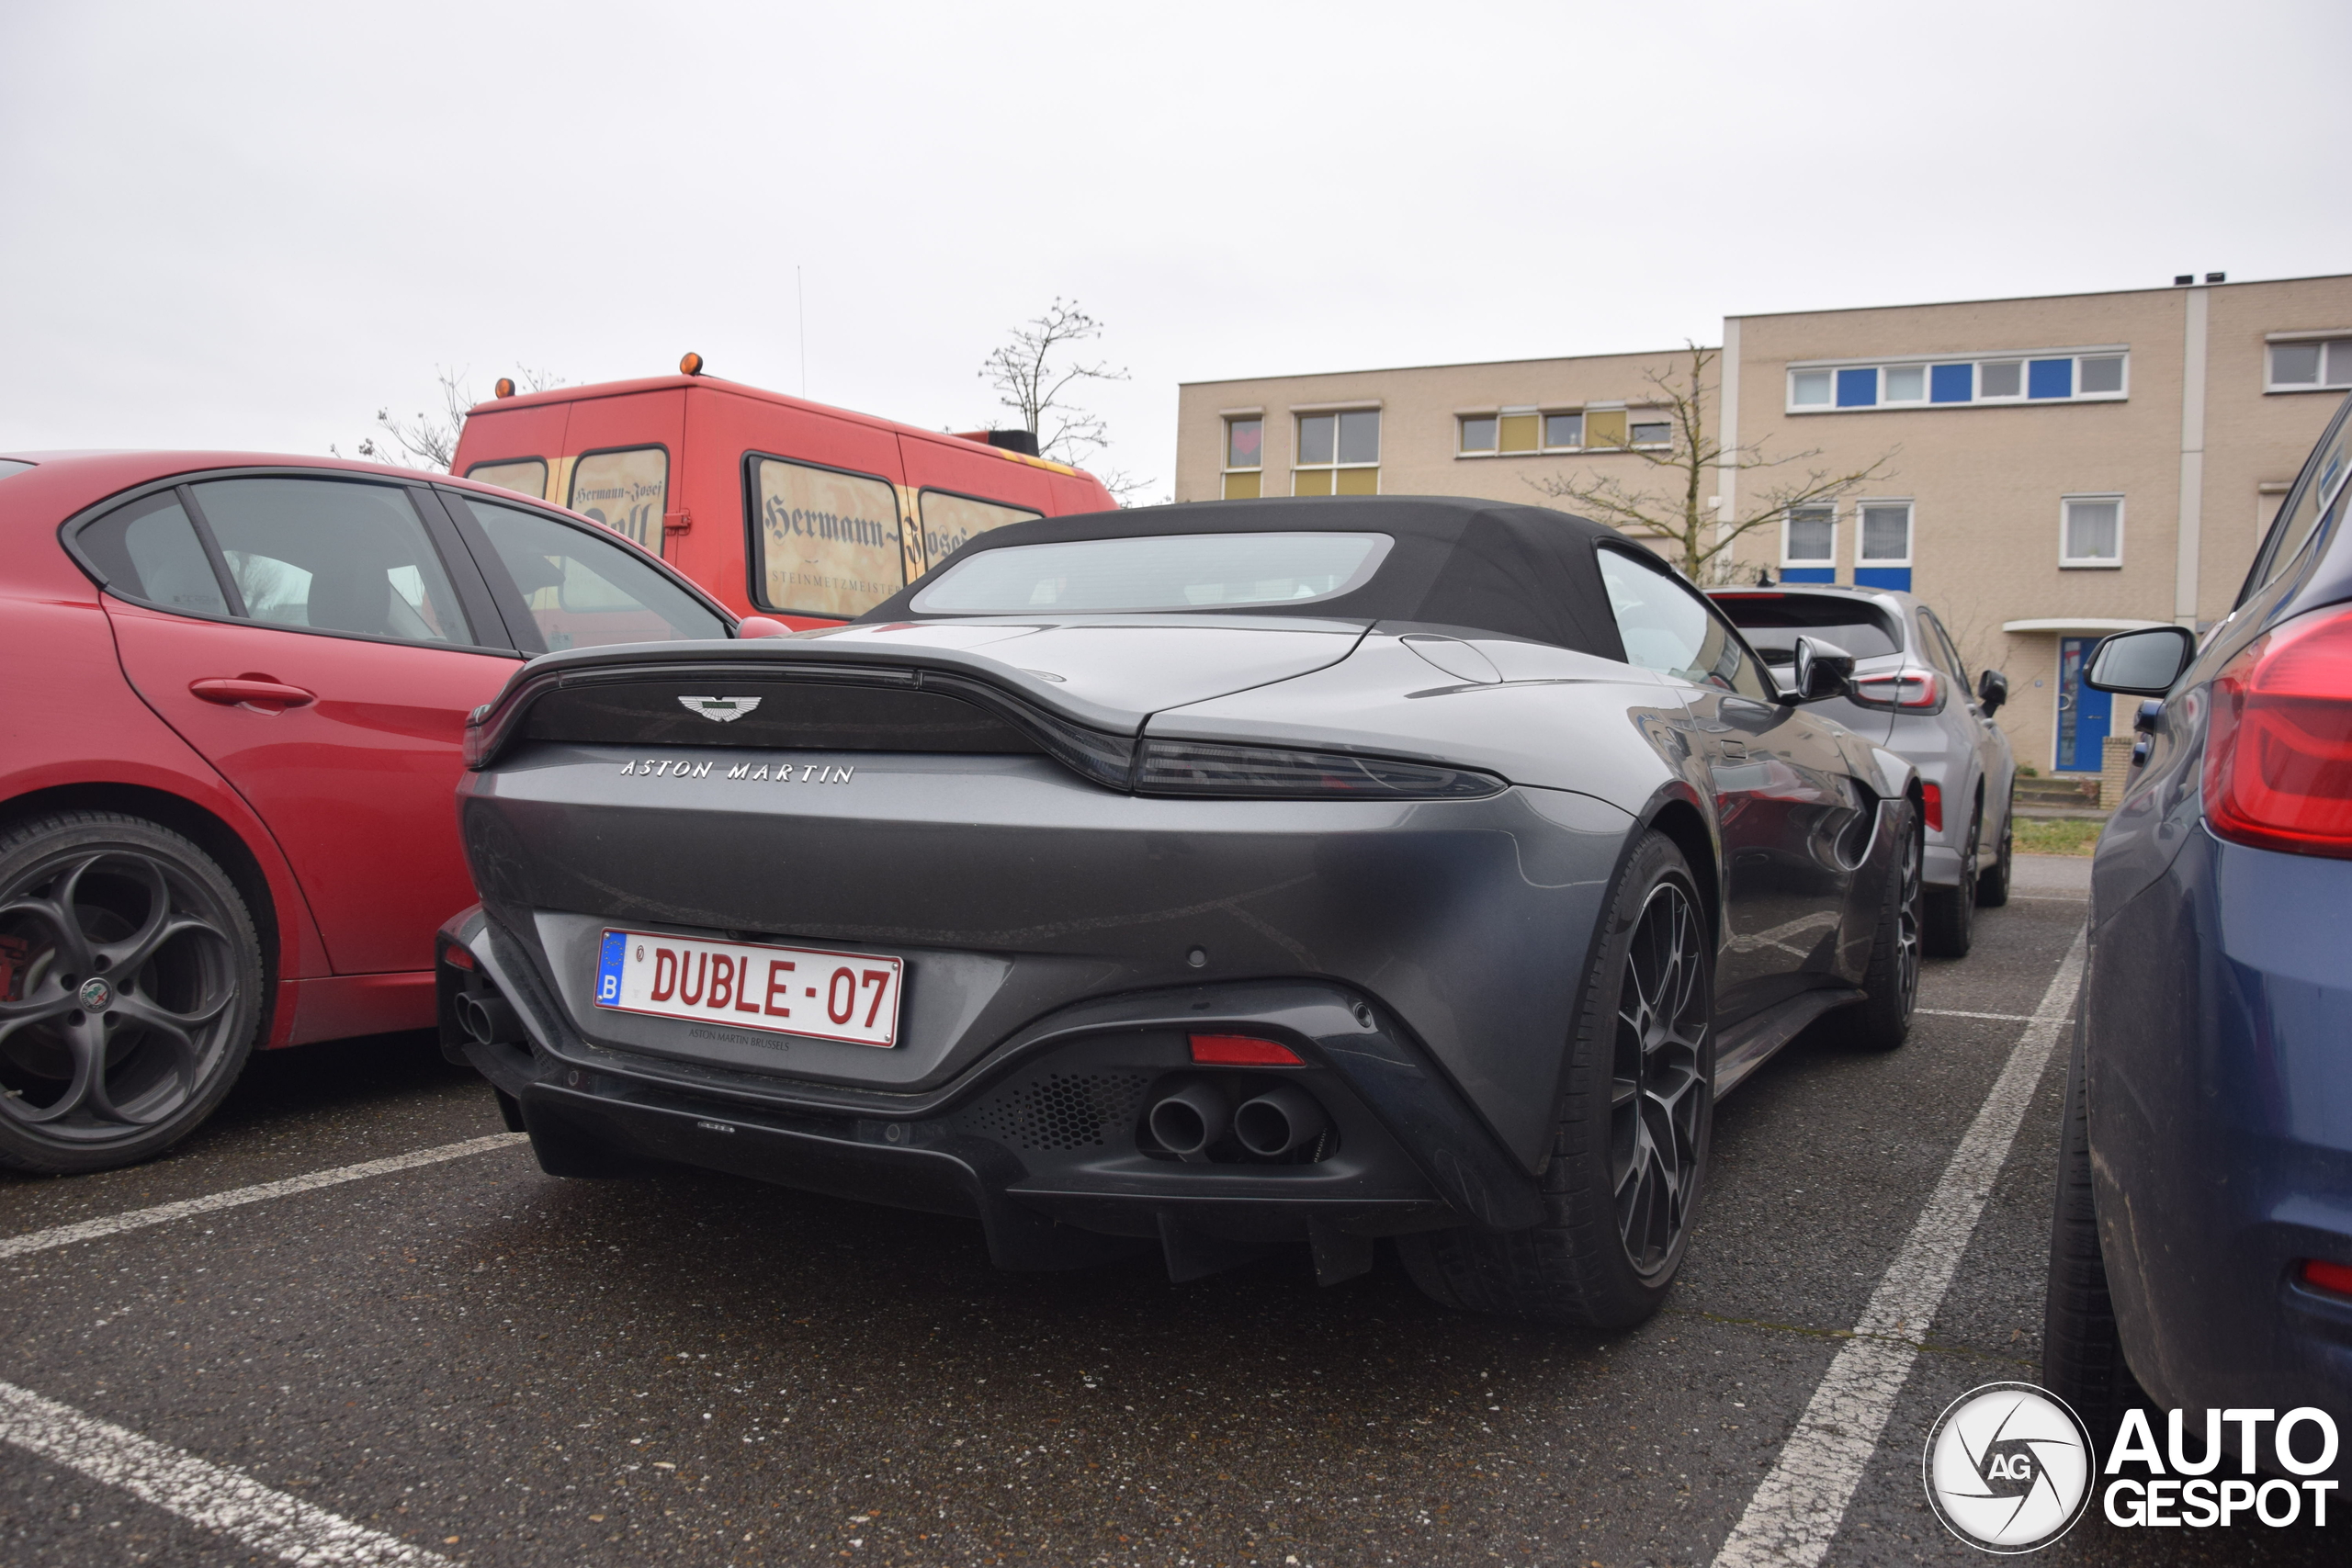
{"left": 441, "top": 498, "right": 1923, "bottom": 1327}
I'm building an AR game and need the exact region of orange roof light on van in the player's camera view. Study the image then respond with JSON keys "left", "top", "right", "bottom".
{"left": 493, "top": 378, "right": 515, "bottom": 399}
{"left": 679, "top": 352, "right": 705, "bottom": 376}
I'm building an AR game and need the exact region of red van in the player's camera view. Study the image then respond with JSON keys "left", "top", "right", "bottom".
{"left": 447, "top": 361, "right": 1119, "bottom": 626}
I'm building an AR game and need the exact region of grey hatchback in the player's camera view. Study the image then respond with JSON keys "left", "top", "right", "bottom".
{"left": 1711, "top": 584, "right": 2016, "bottom": 956}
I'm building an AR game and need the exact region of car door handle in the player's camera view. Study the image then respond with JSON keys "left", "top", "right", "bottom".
{"left": 190, "top": 677, "right": 317, "bottom": 708}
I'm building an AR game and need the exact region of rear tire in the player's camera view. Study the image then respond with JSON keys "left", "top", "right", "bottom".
{"left": 0, "top": 812, "right": 263, "bottom": 1175}
{"left": 1826, "top": 798, "right": 1921, "bottom": 1051}
{"left": 1976, "top": 786, "right": 2014, "bottom": 908}
{"left": 1922, "top": 807, "right": 1979, "bottom": 958}
{"left": 2043, "top": 1026, "right": 2151, "bottom": 1446}
{"left": 1397, "top": 830, "right": 1713, "bottom": 1329}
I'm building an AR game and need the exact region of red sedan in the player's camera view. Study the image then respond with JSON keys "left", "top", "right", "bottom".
{"left": 0, "top": 452, "right": 734, "bottom": 1173}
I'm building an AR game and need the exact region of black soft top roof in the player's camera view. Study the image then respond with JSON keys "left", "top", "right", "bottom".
{"left": 859, "top": 495, "right": 1633, "bottom": 660}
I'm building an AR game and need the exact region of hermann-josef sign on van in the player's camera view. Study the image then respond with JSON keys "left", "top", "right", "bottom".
{"left": 448, "top": 355, "right": 1119, "bottom": 631}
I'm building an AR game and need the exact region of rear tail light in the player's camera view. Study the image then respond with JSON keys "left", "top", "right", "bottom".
{"left": 2301, "top": 1258, "right": 2352, "bottom": 1298}
{"left": 1136, "top": 739, "right": 1503, "bottom": 799}
{"left": 1850, "top": 670, "right": 1941, "bottom": 710}
{"left": 1921, "top": 782, "right": 1943, "bottom": 833}
{"left": 2203, "top": 606, "right": 2352, "bottom": 858}
{"left": 1190, "top": 1033, "right": 1304, "bottom": 1066}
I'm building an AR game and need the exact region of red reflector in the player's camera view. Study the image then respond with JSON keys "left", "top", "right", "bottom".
{"left": 1189, "top": 1033, "right": 1303, "bottom": 1066}
{"left": 2204, "top": 607, "right": 2352, "bottom": 858}
{"left": 441, "top": 944, "right": 476, "bottom": 971}
{"left": 2305, "top": 1258, "right": 2352, "bottom": 1297}
{"left": 1921, "top": 781, "right": 1943, "bottom": 833}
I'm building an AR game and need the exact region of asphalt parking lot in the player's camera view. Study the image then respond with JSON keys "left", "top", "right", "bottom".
{"left": 0, "top": 855, "right": 2335, "bottom": 1567}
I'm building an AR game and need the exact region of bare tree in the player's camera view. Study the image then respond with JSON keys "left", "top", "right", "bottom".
{"left": 338, "top": 365, "right": 566, "bottom": 470}
{"left": 1527, "top": 344, "right": 1894, "bottom": 582}
{"left": 978, "top": 299, "right": 1153, "bottom": 502}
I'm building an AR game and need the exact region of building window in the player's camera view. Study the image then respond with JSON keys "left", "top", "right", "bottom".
{"left": 2268, "top": 338, "right": 2352, "bottom": 392}
{"left": 1295, "top": 410, "right": 1379, "bottom": 495}
{"left": 1790, "top": 351, "right": 2126, "bottom": 412}
{"left": 1544, "top": 412, "right": 1583, "bottom": 448}
{"left": 2061, "top": 495, "right": 2124, "bottom": 568}
{"left": 1458, "top": 415, "right": 1498, "bottom": 453}
{"left": 1222, "top": 417, "right": 1262, "bottom": 500}
{"left": 1629, "top": 417, "right": 1672, "bottom": 446}
{"left": 1461, "top": 408, "right": 1585, "bottom": 457}
{"left": 1859, "top": 502, "right": 1914, "bottom": 567}
{"left": 1783, "top": 504, "right": 1836, "bottom": 566}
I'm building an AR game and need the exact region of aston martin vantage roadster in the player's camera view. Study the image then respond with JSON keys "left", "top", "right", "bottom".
{"left": 442, "top": 498, "right": 1923, "bottom": 1327}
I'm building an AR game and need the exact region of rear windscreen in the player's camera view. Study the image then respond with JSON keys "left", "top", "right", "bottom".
{"left": 910, "top": 531, "right": 1393, "bottom": 614}
{"left": 1710, "top": 593, "right": 1903, "bottom": 663}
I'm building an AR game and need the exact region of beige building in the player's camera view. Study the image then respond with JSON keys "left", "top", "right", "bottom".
{"left": 1174, "top": 274, "right": 2352, "bottom": 773}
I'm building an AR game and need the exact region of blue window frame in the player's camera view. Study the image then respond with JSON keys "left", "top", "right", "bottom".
{"left": 1791, "top": 350, "right": 2125, "bottom": 412}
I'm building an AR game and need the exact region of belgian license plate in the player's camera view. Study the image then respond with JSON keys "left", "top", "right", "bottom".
{"left": 594, "top": 930, "right": 902, "bottom": 1048}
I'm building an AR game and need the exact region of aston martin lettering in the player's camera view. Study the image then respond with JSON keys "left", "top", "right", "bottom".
{"left": 616, "top": 759, "right": 855, "bottom": 783}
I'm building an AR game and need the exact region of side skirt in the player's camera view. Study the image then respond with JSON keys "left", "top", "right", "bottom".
{"left": 1714, "top": 987, "right": 1864, "bottom": 1098}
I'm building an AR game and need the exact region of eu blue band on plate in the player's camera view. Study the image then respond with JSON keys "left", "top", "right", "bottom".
{"left": 596, "top": 931, "right": 628, "bottom": 1006}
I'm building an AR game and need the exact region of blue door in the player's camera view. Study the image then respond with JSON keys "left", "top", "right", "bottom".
{"left": 2055, "top": 637, "right": 2111, "bottom": 772}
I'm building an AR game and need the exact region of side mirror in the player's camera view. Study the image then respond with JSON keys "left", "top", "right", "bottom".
{"left": 2086, "top": 625, "right": 2197, "bottom": 695}
{"left": 736, "top": 615, "right": 791, "bottom": 639}
{"left": 1786, "top": 635, "right": 1856, "bottom": 704}
{"left": 1977, "top": 669, "right": 2009, "bottom": 716}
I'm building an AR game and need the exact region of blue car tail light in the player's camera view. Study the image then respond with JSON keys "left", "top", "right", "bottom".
{"left": 2205, "top": 604, "right": 2352, "bottom": 858}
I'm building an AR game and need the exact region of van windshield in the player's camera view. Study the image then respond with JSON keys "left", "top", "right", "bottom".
{"left": 910, "top": 532, "right": 1393, "bottom": 614}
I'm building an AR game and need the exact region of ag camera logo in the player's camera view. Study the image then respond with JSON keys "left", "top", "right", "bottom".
{"left": 1923, "top": 1382, "right": 2095, "bottom": 1552}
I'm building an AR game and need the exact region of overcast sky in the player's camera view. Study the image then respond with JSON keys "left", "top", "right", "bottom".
{"left": 6, "top": 0, "right": 2348, "bottom": 499}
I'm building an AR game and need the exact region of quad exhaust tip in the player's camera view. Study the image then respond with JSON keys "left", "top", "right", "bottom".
{"left": 1147, "top": 1080, "right": 1228, "bottom": 1162}
{"left": 1233, "top": 1085, "right": 1328, "bottom": 1158}
{"left": 457, "top": 989, "right": 522, "bottom": 1048}
{"left": 1147, "top": 1079, "right": 1331, "bottom": 1162}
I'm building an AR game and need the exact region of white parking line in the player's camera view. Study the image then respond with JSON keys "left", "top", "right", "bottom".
{"left": 1712, "top": 925, "right": 2088, "bottom": 1568}
{"left": 0, "top": 1133, "right": 527, "bottom": 1261}
{"left": 1917, "top": 1009, "right": 2034, "bottom": 1021}
{"left": 0, "top": 1379, "right": 451, "bottom": 1565}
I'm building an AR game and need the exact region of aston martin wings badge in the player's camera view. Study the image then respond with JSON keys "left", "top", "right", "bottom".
{"left": 678, "top": 696, "right": 762, "bottom": 723}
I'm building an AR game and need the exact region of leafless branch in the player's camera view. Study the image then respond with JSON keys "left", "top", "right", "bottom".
{"left": 1524, "top": 343, "right": 1896, "bottom": 581}
{"left": 336, "top": 365, "right": 568, "bottom": 470}
{"left": 978, "top": 299, "right": 1154, "bottom": 502}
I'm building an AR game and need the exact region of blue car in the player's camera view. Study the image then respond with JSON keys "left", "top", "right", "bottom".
{"left": 2046, "top": 388, "right": 2352, "bottom": 1473}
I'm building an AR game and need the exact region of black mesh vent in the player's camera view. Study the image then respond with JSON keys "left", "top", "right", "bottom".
{"left": 521, "top": 680, "right": 1043, "bottom": 752}
{"left": 960, "top": 1071, "right": 1150, "bottom": 1152}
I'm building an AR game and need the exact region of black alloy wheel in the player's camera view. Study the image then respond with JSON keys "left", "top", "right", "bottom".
{"left": 1831, "top": 798, "right": 1922, "bottom": 1051}
{"left": 1923, "top": 807, "right": 1979, "bottom": 957}
{"left": 1396, "top": 830, "right": 1714, "bottom": 1328}
{"left": 1976, "top": 785, "right": 2015, "bottom": 907}
{"left": 1611, "top": 879, "right": 1710, "bottom": 1277}
{"left": 0, "top": 813, "right": 262, "bottom": 1174}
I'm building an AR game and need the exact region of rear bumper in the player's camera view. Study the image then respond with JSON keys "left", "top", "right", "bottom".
{"left": 2086, "top": 826, "right": 2352, "bottom": 1442}
{"left": 438, "top": 907, "right": 1544, "bottom": 1275}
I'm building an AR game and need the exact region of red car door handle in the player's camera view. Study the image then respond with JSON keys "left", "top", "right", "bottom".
{"left": 189, "top": 677, "right": 317, "bottom": 708}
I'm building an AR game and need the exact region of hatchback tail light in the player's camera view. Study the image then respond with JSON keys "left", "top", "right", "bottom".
{"left": 1850, "top": 670, "right": 1941, "bottom": 710}
{"left": 2203, "top": 606, "right": 2352, "bottom": 858}
{"left": 2303, "top": 1258, "right": 2352, "bottom": 1298}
